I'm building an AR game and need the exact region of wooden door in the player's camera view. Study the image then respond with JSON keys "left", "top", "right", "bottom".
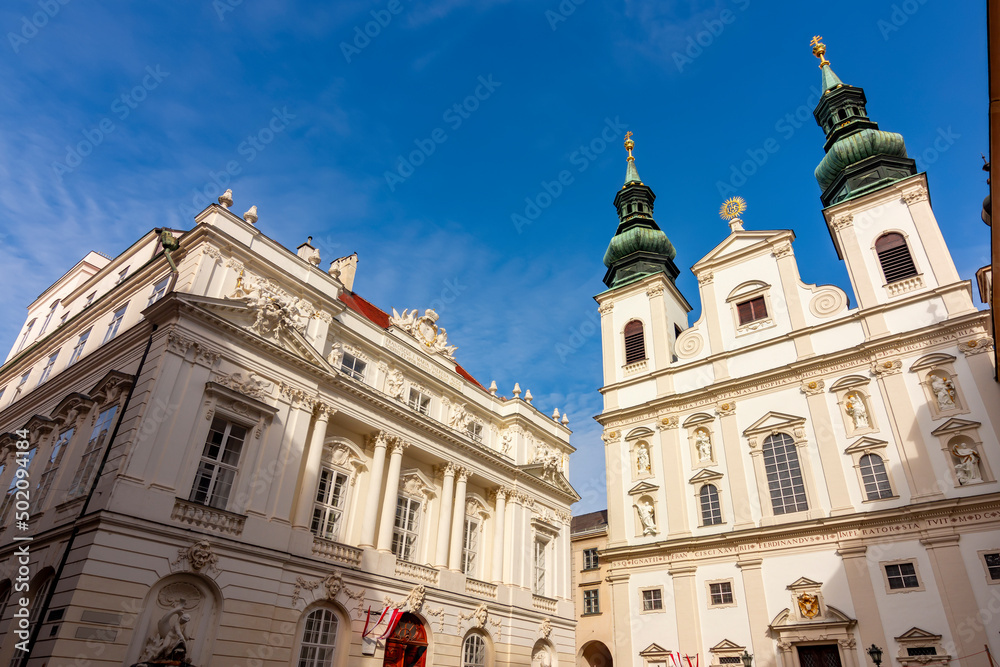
{"left": 798, "top": 644, "right": 843, "bottom": 667}
{"left": 382, "top": 613, "right": 428, "bottom": 667}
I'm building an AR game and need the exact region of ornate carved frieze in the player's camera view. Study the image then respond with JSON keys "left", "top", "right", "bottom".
{"left": 166, "top": 330, "right": 221, "bottom": 366}
{"left": 228, "top": 272, "right": 315, "bottom": 340}
{"left": 532, "top": 442, "right": 564, "bottom": 481}
{"left": 958, "top": 336, "right": 994, "bottom": 356}
{"left": 389, "top": 308, "right": 457, "bottom": 360}
{"left": 279, "top": 382, "right": 316, "bottom": 410}
{"left": 212, "top": 370, "right": 272, "bottom": 400}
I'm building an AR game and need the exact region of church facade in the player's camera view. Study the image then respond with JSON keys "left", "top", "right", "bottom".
{"left": 588, "top": 42, "right": 999, "bottom": 667}
{"left": 0, "top": 195, "right": 578, "bottom": 666}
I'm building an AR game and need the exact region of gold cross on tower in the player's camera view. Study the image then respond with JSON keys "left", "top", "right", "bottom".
{"left": 810, "top": 35, "right": 830, "bottom": 67}
{"left": 624, "top": 131, "right": 634, "bottom": 160}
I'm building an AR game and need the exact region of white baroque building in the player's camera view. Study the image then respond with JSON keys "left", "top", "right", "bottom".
{"left": 588, "top": 45, "right": 999, "bottom": 667}
{"left": 0, "top": 195, "right": 578, "bottom": 666}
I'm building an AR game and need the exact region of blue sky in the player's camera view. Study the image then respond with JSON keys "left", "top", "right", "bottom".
{"left": 0, "top": 0, "right": 988, "bottom": 514}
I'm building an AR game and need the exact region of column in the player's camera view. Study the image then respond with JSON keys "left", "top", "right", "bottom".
{"left": 961, "top": 342, "right": 1000, "bottom": 439}
{"left": 873, "top": 363, "right": 943, "bottom": 500}
{"left": 658, "top": 419, "right": 691, "bottom": 536}
{"left": 836, "top": 545, "right": 888, "bottom": 656}
{"left": 607, "top": 572, "right": 633, "bottom": 663}
{"left": 435, "top": 464, "right": 457, "bottom": 568}
{"left": 448, "top": 468, "right": 470, "bottom": 571}
{"left": 669, "top": 563, "right": 703, "bottom": 660}
{"left": 359, "top": 433, "right": 389, "bottom": 548}
{"left": 921, "top": 534, "right": 988, "bottom": 663}
{"left": 509, "top": 493, "right": 527, "bottom": 588}
{"left": 800, "top": 381, "right": 853, "bottom": 515}
{"left": 646, "top": 283, "right": 670, "bottom": 370}
{"left": 376, "top": 440, "right": 407, "bottom": 552}
{"left": 491, "top": 487, "right": 508, "bottom": 583}
{"left": 292, "top": 405, "right": 333, "bottom": 529}
{"left": 598, "top": 302, "right": 617, "bottom": 406}
{"left": 737, "top": 557, "right": 774, "bottom": 667}
{"left": 717, "top": 402, "right": 755, "bottom": 529}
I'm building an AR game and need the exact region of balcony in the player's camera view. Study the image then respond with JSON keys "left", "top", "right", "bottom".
{"left": 395, "top": 559, "right": 439, "bottom": 585}
{"left": 465, "top": 578, "right": 498, "bottom": 600}
{"left": 170, "top": 498, "right": 245, "bottom": 536}
{"left": 532, "top": 594, "right": 557, "bottom": 613}
{"left": 312, "top": 536, "right": 362, "bottom": 567}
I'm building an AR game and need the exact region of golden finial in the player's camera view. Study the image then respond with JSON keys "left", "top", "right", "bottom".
{"left": 624, "top": 131, "right": 635, "bottom": 161}
{"left": 810, "top": 35, "right": 830, "bottom": 68}
{"left": 719, "top": 197, "right": 747, "bottom": 231}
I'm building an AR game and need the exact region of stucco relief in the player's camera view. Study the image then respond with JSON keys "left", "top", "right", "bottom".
{"left": 212, "top": 370, "right": 271, "bottom": 400}
{"left": 808, "top": 289, "right": 847, "bottom": 318}
{"left": 171, "top": 540, "right": 219, "bottom": 575}
{"left": 675, "top": 329, "right": 705, "bottom": 359}
{"left": 389, "top": 308, "right": 458, "bottom": 360}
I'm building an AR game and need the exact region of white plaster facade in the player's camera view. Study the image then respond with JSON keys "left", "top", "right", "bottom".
{"left": 0, "top": 201, "right": 578, "bottom": 666}
{"left": 593, "top": 171, "right": 999, "bottom": 667}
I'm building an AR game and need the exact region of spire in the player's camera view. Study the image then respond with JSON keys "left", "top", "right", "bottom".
{"left": 810, "top": 37, "right": 915, "bottom": 206}
{"left": 601, "top": 133, "right": 678, "bottom": 289}
{"left": 811, "top": 35, "right": 843, "bottom": 92}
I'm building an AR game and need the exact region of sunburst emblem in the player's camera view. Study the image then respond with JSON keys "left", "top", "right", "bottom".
{"left": 719, "top": 196, "right": 747, "bottom": 221}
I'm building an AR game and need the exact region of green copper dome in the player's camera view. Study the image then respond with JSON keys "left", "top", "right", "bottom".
{"left": 603, "top": 225, "right": 676, "bottom": 268}
{"left": 814, "top": 128, "right": 908, "bottom": 190}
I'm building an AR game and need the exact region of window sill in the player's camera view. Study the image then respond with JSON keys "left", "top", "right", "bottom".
{"left": 581, "top": 612, "right": 602, "bottom": 617}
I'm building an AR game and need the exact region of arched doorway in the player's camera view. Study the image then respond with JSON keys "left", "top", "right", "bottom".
{"left": 581, "top": 640, "right": 613, "bottom": 667}
{"left": 383, "top": 613, "right": 428, "bottom": 667}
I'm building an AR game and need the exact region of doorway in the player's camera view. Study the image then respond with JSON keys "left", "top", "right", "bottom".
{"left": 382, "top": 613, "right": 428, "bottom": 667}
{"left": 797, "top": 644, "right": 843, "bottom": 667}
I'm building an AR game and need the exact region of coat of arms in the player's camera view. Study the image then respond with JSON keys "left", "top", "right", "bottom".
{"left": 797, "top": 593, "right": 820, "bottom": 619}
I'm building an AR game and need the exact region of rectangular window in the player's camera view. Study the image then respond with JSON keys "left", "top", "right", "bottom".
{"left": 147, "top": 276, "right": 171, "bottom": 307}
{"left": 466, "top": 422, "right": 483, "bottom": 442}
{"left": 67, "top": 406, "right": 118, "bottom": 498}
{"left": 0, "top": 447, "right": 37, "bottom": 523}
{"left": 85, "top": 292, "right": 96, "bottom": 307}
{"left": 116, "top": 266, "right": 130, "bottom": 284}
{"left": 103, "top": 304, "right": 129, "bottom": 344}
{"left": 983, "top": 553, "right": 1000, "bottom": 581}
{"left": 68, "top": 328, "right": 91, "bottom": 366}
{"left": 461, "top": 517, "right": 479, "bottom": 576}
{"left": 737, "top": 296, "right": 768, "bottom": 325}
{"left": 533, "top": 540, "right": 547, "bottom": 595}
{"left": 39, "top": 301, "right": 59, "bottom": 336}
{"left": 310, "top": 467, "right": 349, "bottom": 541}
{"left": 709, "top": 581, "right": 735, "bottom": 606}
{"left": 583, "top": 548, "right": 599, "bottom": 571}
{"left": 189, "top": 417, "right": 247, "bottom": 510}
{"left": 885, "top": 562, "right": 920, "bottom": 590}
{"left": 12, "top": 371, "right": 31, "bottom": 401}
{"left": 391, "top": 496, "right": 421, "bottom": 562}
{"left": 340, "top": 353, "right": 367, "bottom": 382}
{"left": 407, "top": 388, "right": 430, "bottom": 415}
{"left": 34, "top": 427, "right": 73, "bottom": 512}
{"left": 642, "top": 588, "right": 663, "bottom": 611}
{"left": 15, "top": 320, "right": 35, "bottom": 354}
{"left": 583, "top": 589, "right": 600, "bottom": 615}
{"left": 37, "top": 350, "right": 60, "bottom": 386}
{"left": 906, "top": 648, "right": 937, "bottom": 657}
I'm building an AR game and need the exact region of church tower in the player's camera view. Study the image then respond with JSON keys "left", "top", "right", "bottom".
{"left": 810, "top": 37, "right": 975, "bottom": 322}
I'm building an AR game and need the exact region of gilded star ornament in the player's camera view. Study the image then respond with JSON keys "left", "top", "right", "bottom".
{"left": 719, "top": 196, "right": 747, "bottom": 221}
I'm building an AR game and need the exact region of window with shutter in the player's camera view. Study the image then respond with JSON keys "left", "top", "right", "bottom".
{"left": 875, "top": 233, "right": 918, "bottom": 283}
{"left": 624, "top": 320, "right": 645, "bottom": 364}
{"left": 736, "top": 297, "right": 767, "bottom": 325}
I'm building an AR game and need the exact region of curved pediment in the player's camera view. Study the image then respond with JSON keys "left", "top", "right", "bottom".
{"left": 770, "top": 603, "right": 854, "bottom": 628}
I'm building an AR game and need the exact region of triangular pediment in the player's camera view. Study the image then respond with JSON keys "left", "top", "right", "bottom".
{"left": 695, "top": 230, "right": 785, "bottom": 268}
{"left": 895, "top": 627, "right": 941, "bottom": 641}
{"left": 688, "top": 469, "right": 724, "bottom": 484}
{"left": 930, "top": 418, "right": 980, "bottom": 436}
{"left": 519, "top": 464, "right": 581, "bottom": 500}
{"left": 844, "top": 437, "right": 889, "bottom": 455}
{"left": 184, "top": 294, "right": 332, "bottom": 370}
{"left": 628, "top": 481, "right": 660, "bottom": 495}
{"left": 711, "top": 639, "right": 746, "bottom": 652}
{"left": 786, "top": 577, "right": 822, "bottom": 590}
{"left": 744, "top": 411, "right": 806, "bottom": 435}
{"left": 639, "top": 643, "right": 671, "bottom": 657}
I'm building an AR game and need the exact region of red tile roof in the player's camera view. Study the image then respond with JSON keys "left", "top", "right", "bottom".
{"left": 338, "top": 291, "right": 486, "bottom": 392}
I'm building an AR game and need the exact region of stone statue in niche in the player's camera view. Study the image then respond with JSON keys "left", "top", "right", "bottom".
{"left": 845, "top": 392, "right": 870, "bottom": 429}
{"left": 930, "top": 373, "right": 957, "bottom": 410}
{"left": 386, "top": 369, "right": 405, "bottom": 400}
{"left": 137, "top": 602, "right": 195, "bottom": 663}
{"left": 952, "top": 442, "right": 983, "bottom": 485}
{"left": 695, "top": 429, "right": 712, "bottom": 462}
{"left": 532, "top": 648, "right": 553, "bottom": 667}
{"left": 636, "top": 500, "right": 657, "bottom": 536}
{"left": 636, "top": 443, "right": 651, "bottom": 474}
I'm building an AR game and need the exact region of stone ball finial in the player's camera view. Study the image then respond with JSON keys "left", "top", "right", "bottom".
{"left": 525, "top": 389, "right": 533, "bottom": 404}
{"left": 218, "top": 189, "right": 233, "bottom": 208}
{"left": 488, "top": 380, "right": 498, "bottom": 396}
{"left": 552, "top": 408, "right": 560, "bottom": 420}
{"left": 561, "top": 412, "right": 569, "bottom": 425}
{"left": 243, "top": 205, "right": 258, "bottom": 224}
{"left": 513, "top": 383, "right": 521, "bottom": 398}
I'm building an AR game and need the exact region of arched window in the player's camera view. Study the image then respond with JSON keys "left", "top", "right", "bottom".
{"left": 297, "top": 607, "right": 339, "bottom": 667}
{"left": 463, "top": 633, "right": 487, "bottom": 667}
{"left": 762, "top": 433, "right": 808, "bottom": 515}
{"left": 699, "top": 484, "right": 723, "bottom": 526}
{"left": 859, "top": 453, "right": 893, "bottom": 500}
{"left": 624, "top": 320, "right": 645, "bottom": 365}
{"left": 875, "top": 233, "right": 918, "bottom": 283}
